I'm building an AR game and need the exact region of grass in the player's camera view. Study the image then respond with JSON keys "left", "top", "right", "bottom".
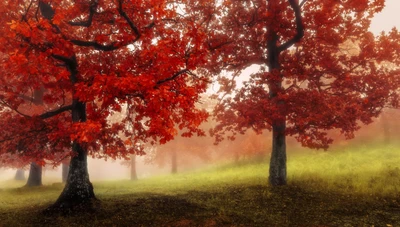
{"left": 1, "top": 143, "right": 400, "bottom": 226}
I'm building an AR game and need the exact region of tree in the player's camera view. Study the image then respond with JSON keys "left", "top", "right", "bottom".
{"left": 61, "top": 158, "right": 70, "bottom": 183}
{"left": 129, "top": 154, "right": 138, "bottom": 180}
{"left": 149, "top": 134, "right": 213, "bottom": 174}
{"left": 26, "top": 162, "right": 43, "bottom": 187}
{"left": 146, "top": 95, "right": 217, "bottom": 174}
{"left": 14, "top": 169, "right": 25, "bottom": 181}
{"left": 209, "top": 0, "right": 400, "bottom": 185}
{"left": 215, "top": 130, "right": 271, "bottom": 163}
{"left": 0, "top": 0, "right": 209, "bottom": 210}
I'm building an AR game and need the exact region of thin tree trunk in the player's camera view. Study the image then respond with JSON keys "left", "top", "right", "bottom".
{"left": 62, "top": 162, "right": 69, "bottom": 183}
{"left": 25, "top": 162, "right": 42, "bottom": 187}
{"left": 382, "top": 111, "right": 391, "bottom": 144}
{"left": 130, "top": 154, "right": 137, "bottom": 180}
{"left": 14, "top": 169, "right": 25, "bottom": 181}
{"left": 171, "top": 150, "right": 177, "bottom": 174}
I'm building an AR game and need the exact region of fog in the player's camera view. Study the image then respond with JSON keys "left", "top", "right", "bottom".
{"left": 1, "top": 107, "right": 398, "bottom": 184}
{"left": 1, "top": 0, "right": 399, "bottom": 186}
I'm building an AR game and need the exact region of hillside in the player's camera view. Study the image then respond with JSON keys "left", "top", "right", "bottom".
{"left": 1, "top": 144, "right": 400, "bottom": 226}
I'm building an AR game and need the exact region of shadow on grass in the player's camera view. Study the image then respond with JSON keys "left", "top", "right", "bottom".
{"left": 4, "top": 192, "right": 251, "bottom": 227}
{"left": 1, "top": 184, "right": 400, "bottom": 226}
{"left": 183, "top": 184, "right": 400, "bottom": 226}
{"left": 2, "top": 165, "right": 400, "bottom": 227}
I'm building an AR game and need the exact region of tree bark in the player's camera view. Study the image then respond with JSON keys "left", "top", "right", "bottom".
{"left": 50, "top": 141, "right": 95, "bottom": 209}
{"left": 47, "top": 55, "right": 96, "bottom": 211}
{"left": 265, "top": 1, "right": 303, "bottom": 186}
{"left": 14, "top": 169, "right": 25, "bottom": 181}
{"left": 130, "top": 154, "right": 138, "bottom": 180}
{"left": 49, "top": 99, "right": 96, "bottom": 210}
{"left": 267, "top": 30, "right": 287, "bottom": 186}
{"left": 25, "top": 162, "right": 42, "bottom": 187}
{"left": 171, "top": 150, "right": 177, "bottom": 174}
{"left": 269, "top": 121, "right": 287, "bottom": 185}
{"left": 62, "top": 162, "right": 69, "bottom": 183}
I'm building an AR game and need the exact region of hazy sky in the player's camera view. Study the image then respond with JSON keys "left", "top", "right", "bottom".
{"left": 370, "top": 0, "right": 400, "bottom": 34}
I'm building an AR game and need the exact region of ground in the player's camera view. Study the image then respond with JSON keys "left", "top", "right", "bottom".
{"left": 0, "top": 143, "right": 399, "bottom": 226}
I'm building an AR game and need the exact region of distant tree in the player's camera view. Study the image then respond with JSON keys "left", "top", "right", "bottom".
{"left": 61, "top": 158, "right": 70, "bottom": 184}
{"left": 25, "top": 162, "right": 42, "bottom": 187}
{"left": 0, "top": 0, "right": 209, "bottom": 210}
{"left": 208, "top": 0, "right": 400, "bottom": 185}
{"left": 149, "top": 134, "right": 212, "bottom": 174}
{"left": 14, "top": 169, "right": 25, "bottom": 181}
{"left": 129, "top": 154, "right": 138, "bottom": 180}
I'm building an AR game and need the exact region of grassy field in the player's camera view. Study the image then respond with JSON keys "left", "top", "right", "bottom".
{"left": 1, "top": 143, "right": 400, "bottom": 226}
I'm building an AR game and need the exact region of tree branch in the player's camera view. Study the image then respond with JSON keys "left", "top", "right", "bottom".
{"left": 117, "top": 0, "right": 141, "bottom": 42}
{"left": 156, "top": 69, "right": 189, "bottom": 86}
{"left": 68, "top": 1, "right": 98, "bottom": 27}
{"left": 299, "top": 0, "right": 308, "bottom": 8}
{"left": 39, "top": 105, "right": 73, "bottom": 119}
{"left": 277, "top": 0, "right": 304, "bottom": 52}
{"left": 70, "top": 39, "right": 119, "bottom": 51}
{"left": 39, "top": 0, "right": 55, "bottom": 20}
{"left": 0, "top": 97, "right": 72, "bottom": 119}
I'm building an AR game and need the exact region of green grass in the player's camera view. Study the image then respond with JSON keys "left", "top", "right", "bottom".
{"left": 1, "top": 143, "right": 400, "bottom": 226}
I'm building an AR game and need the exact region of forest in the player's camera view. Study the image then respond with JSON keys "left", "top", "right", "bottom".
{"left": 0, "top": 0, "right": 399, "bottom": 226}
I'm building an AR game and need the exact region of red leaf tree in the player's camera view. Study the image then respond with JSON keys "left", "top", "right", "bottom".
{"left": 208, "top": 0, "right": 400, "bottom": 185}
{"left": 0, "top": 0, "right": 209, "bottom": 210}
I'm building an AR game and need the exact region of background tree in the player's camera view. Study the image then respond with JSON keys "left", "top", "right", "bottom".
{"left": 14, "top": 169, "right": 25, "bottom": 181}
{"left": 215, "top": 130, "right": 271, "bottom": 163}
{"left": 25, "top": 162, "right": 43, "bottom": 187}
{"left": 0, "top": 0, "right": 209, "bottom": 210}
{"left": 148, "top": 134, "right": 213, "bottom": 174}
{"left": 61, "top": 158, "right": 70, "bottom": 183}
{"left": 208, "top": 0, "right": 400, "bottom": 185}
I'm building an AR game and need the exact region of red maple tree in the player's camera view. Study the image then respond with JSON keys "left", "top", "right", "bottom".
{"left": 208, "top": 0, "right": 400, "bottom": 185}
{"left": 0, "top": 0, "right": 209, "bottom": 210}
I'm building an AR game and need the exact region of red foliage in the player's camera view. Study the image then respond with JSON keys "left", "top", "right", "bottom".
{"left": 208, "top": 0, "right": 400, "bottom": 150}
{"left": 0, "top": 1, "right": 210, "bottom": 166}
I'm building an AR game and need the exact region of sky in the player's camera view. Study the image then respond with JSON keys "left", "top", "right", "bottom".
{"left": 370, "top": 0, "right": 400, "bottom": 34}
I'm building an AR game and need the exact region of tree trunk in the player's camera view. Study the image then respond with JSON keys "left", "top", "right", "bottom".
{"left": 171, "top": 150, "right": 177, "bottom": 174}
{"left": 50, "top": 141, "right": 95, "bottom": 210}
{"left": 14, "top": 169, "right": 25, "bottom": 181}
{"left": 266, "top": 28, "right": 288, "bottom": 186}
{"left": 62, "top": 162, "right": 69, "bottom": 183}
{"left": 381, "top": 111, "right": 391, "bottom": 144}
{"left": 25, "top": 162, "right": 42, "bottom": 187}
{"left": 130, "top": 154, "right": 138, "bottom": 180}
{"left": 47, "top": 56, "right": 96, "bottom": 211}
{"left": 268, "top": 121, "right": 287, "bottom": 186}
